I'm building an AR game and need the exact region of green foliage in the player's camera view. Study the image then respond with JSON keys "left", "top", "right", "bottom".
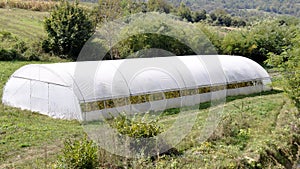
{"left": 108, "top": 113, "right": 162, "bottom": 156}
{"left": 109, "top": 113, "right": 161, "bottom": 139}
{"left": 43, "top": 0, "right": 95, "bottom": 60}
{"left": 95, "top": 0, "right": 123, "bottom": 22}
{"left": 192, "top": 9, "right": 206, "bottom": 22}
{"left": 113, "top": 33, "right": 196, "bottom": 59}
{"left": 0, "top": 48, "right": 19, "bottom": 61}
{"left": 147, "top": 0, "right": 173, "bottom": 14}
{"left": 208, "top": 9, "right": 246, "bottom": 27}
{"left": 97, "top": 13, "right": 215, "bottom": 59}
{"left": 220, "top": 19, "right": 296, "bottom": 63}
{"left": 0, "top": 31, "right": 22, "bottom": 61}
{"left": 164, "top": 0, "right": 300, "bottom": 17}
{"left": 177, "top": 2, "right": 193, "bottom": 22}
{"left": 266, "top": 27, "right": 300, "bottom": 108}
{"left": 208, "top": 101, "right": 253, "bottom": 150}
{"left": 0, "top": 30, "right": 41, "bottom": 61}
{"left": 92, "top": 0, "right": 246, "bottom": 26}
{"left": 283, "top": 50, "right": 300, "bottom": 108}
{"left": 56, "top": 136, "right": 98, "bottom": 169}
{"left": 94, "top": 0, "right": 151, "bottom": 23}
{"left": 197, "top": 24, "right": 224, "bottom": 54}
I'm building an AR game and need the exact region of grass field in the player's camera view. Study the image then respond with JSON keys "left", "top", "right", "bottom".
{"left": 0, "top": 62, "right": 83, "bottom": 168}
{"left": 0, "top": 8, "right": 47, "bottom": 42}
{"left": 0, "top": 61, "right": 299, "bottom": 168}
{"left": 0, "top": 3, "right": 298, "bottom": 168}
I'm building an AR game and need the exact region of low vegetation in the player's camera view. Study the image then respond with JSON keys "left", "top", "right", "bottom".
{"left": 50, "top": 90, "right": 300, "bottom": 168}
{"left": 266, "top": 30, "right": 300, "bottom": 108}
{"left": 0, "top": 8, "right": 65, "bottom": 62}
{"left": 1, "top": 60, "right": 299, "bottom": 168}
{"left": 55, "top": 135, "right": 98, "bottom": 169}
{"left": 0, "top": 0, "right": 299, "bottom": 168}
{"left": 0, "top": 62, "right": 83, "bottom": 168}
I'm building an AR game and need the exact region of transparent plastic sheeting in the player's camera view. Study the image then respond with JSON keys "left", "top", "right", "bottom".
{"left": 2, "top": 55, "right": 272, "bottom": 121}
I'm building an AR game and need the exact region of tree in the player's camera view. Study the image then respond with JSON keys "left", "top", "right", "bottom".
{"left": 266, "top": 30, "right": 300, "bottom": 108}
{"left": 43, "top": 0, "right": 95, "bottom": 60}
{"left": 218, "top": 14, "right": 232, "bottom": 26}
{"left": 231, "top": 18, "right": 246, "bottom": 27}
{"left": 96, "top": 0, "right": 123, "bottom": 22}
{"left": 192, "top": 9, "right": 207, "bottom": 22}
{"left": 147, "top": 0, "right": 173, "bottom": 14}
{"left": 177, "top": 2, "right": 192, "bottom": 22}
{"left": 220, "top": 19, "right": 294, "bottom": 63}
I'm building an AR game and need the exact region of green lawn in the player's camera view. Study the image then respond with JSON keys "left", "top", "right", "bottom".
{"left": 0, "top": 61, "right": 83, "bottom": 168}
{"left": 0, "top": 61, "right": 299, "bottom": 168}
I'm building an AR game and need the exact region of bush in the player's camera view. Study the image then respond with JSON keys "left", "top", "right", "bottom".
{"left": 112, "top": 33, "right": 196, "bottom": 59}
{"left": 0, "top": 30, "right": 42, "bottom": 61}
{"left": 0, "top": 48, "right": 19, "bottom": 61}
{"left": 108, "top": 113, "right": 162, "bottom": 156}
{"left": 221, "top": 19, "right": 295, "bottom": 63}
{"left": 109, "top": 113, "right": 161, "bottom": 138}
{"left": 56, "top": 136, "right": 98, "bottom": 169}
{"left": 266, "top": 32, "right": 300, "bottom": 108}
{"left": 43, "top": 0, "right": 95, "bottom": 60}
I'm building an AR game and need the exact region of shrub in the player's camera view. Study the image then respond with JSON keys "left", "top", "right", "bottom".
{"left": 221, "top": 19, "right": 295, "bottom": 63}
{"left": 112, "top": 33, "right": 196, "bottom": 59}
{"left": 0, "top": 48, "right": 18, "bottom": 61}
{"left": 0, "top": 30, "right": 40, "bottom": 61}
{"left": 109, "top": 113, "right": 161, "bottom": 139}
{"left": 266, "top": 26, "right": 300, "bottom": 109}
{"left": 208, "top": 101, "right": 252, "bottom": 147}
{"left": 108, "top": 113, "right": 162, "bottom": 156}
{"left": 56, "top": 136, "right": 98, "bottom": 169}
{"left": 43, "top": 0, "right": 95, "bottom": 60}
{"left": 0, "top": 1, "right": 5, "bottom": 8}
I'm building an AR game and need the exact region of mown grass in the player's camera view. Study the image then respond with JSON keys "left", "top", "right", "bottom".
{"left": 0, "top": 61, "right": 299, "bottom": 168}
{"left": 0, "top": 8, "right": 47, "bottom": 42}
{"left": 0, "top": 61, "right": 83, "bottom": 168}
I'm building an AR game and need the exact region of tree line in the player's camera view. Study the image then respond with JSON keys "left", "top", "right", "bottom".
{"left": 92, "top": 0, "right": 246, "bottom": 26}
{"left": 166, "top": 0, "right": 300, "bottom": 17}
{"left": 42, "top": 0, "right": 300, "bottom": 106}
{"left": 41, "top": 0, "right": 248, "bottom": 59}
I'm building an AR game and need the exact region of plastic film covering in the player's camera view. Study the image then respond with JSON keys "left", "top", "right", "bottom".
{"left": 2, "top": 55, "right": 272, "bottom": 121}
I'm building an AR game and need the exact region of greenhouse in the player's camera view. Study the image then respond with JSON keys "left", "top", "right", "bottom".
{"left": 2, "top": 55, "right": 272, "bottom": 121}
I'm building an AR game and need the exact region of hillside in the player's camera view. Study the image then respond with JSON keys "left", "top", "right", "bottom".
{"left": 0, "top": 3, "right": 299, "bottom": 168}
{"left": 168, "top": 0, "right": 300, "bottom": 17}
{"left": 0, "top": 8, "right": 66, "bottom": 62}
{"left": 0, "top": 8, "right": 47, "bottom": 41}
{"left": 0, "top": 61, "right": 299, "bottom": 168}
{"left": 79, "top": 0, "right": 300, "bottom": 18}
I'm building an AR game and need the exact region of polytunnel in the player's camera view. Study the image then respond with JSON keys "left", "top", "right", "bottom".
{"left": 2, "top": 55, "right": 272, "bottom": 121}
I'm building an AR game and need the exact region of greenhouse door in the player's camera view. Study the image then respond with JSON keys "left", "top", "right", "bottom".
{"left": 30, "top": 81, "right": 49, "bottom": 114}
